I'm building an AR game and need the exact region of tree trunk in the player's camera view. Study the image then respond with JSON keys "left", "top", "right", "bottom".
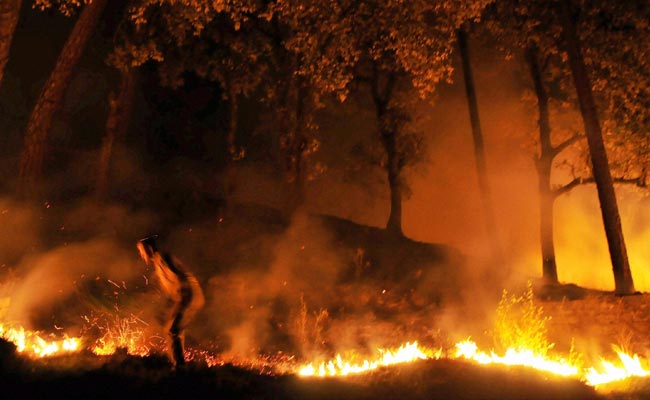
{"left": 381, "top": 125, "right": 403, "bottom": 237}
{"left": 96, "top": 67, "right": 137, "bottom": 201}
{"left": 525, "top": 44, "right": 559, "bottom": 284}
{"left": 0, "top": 0, "right": 21, "bottom": 88}
{"left": 457, "top": 27, "right": 500, "bottom": 255}
{"left": 19, "top": 0, "right": 108, "bottom": 197}
{"left": 284, "top": 77, "right": 307, "bottom": 215}
{"left": 370, "top": 68, "right": 402, "bottom": 237}
{"left": 224, "top": 83, "right": 238, "bottom": 203}
{"left": 559, "top": 1, "right": 635, "bottom": 295}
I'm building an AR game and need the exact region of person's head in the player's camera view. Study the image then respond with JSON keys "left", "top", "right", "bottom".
{"left": 137, "top": 235, "right": 158, "bottom": 265}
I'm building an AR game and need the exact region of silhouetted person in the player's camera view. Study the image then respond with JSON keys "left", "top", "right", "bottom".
{"left": 137, "top": 236, "right": 204, "bottom": 368}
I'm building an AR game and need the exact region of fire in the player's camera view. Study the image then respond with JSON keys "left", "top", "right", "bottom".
{"left": 452, "top": 339, "right": 650, "bottom": 388}
{"left": 88, "top": 314, "right": 155, "bottom": 357}
{"left": 454, "top": 339, "right": 579, "bottom": 377}
{"left": 0, "top": 323, "right": 81, "bottom": 358}
{"left": 585, "top": 347, "right": 650, "bottom": 386}
{"left": 3, "top": 278, "right": 650, "bottom": 393}
{"left": 298, "top": 341, "right": 440, "bottom": 377}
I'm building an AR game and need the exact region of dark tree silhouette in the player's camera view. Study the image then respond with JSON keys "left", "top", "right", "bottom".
{"left": 457, "top": 26, "right": 501, "bottom": 257}
{"left": 559, "top": 2, "right": 635, "bottom": 295}
{"left": 0, "top": 0, "right": 22, "bottom": 88}
{"left": 95, "top": 67, "right": 137, "bottom": 201}
{"left": 19, "top": 0, "right": 109, "bottom": 196}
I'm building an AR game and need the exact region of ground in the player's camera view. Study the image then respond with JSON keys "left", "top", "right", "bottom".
{"left": 0, "top": 342, "right": 600, "bottom": 400}
{"left": 2, "top": 205, "right": 650, "bottom": 399}
{"left": 5, "top": 290, "right": 650, "bottom": 399}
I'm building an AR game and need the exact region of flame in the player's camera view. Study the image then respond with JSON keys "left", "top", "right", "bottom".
{"left": 298, "top": 341, "right": 440, "bottom": 377}
{"left": 3, "top": 276, "right": 650, "bottom": 393}
{"left": 585, "top": 348, "right": 650, "bottom": 386}
{"left": 454, "top": 339, "right": 579, "bottom": 377}
{"left": 5, "top": 317, "right": 650, "bottom": 391}
{"left": 453, "top": 339, "right": 650, "bottom": 388}
{"left": 0, "top": 323, "right": 81, "bottom": 358}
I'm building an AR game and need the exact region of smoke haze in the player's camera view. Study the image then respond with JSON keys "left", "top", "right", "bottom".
{"left": 1, "top": 32, "right": 650, "bottom": 363}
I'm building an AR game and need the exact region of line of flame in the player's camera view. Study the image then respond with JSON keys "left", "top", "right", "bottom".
{"left": 454, "top": 339, "right": 579, "bottom": 377}
{"left": 298, "top": 341, "right": 440, "bottom": 377}
{"left": 586, "top": 352, "right": 650, "bottom": 386}
{"left": 3, "top": 321, "right": 650, "bottom": 388}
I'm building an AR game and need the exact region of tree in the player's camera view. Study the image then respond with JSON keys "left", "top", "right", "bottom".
{"left": 522, "top": 42, "right": 643, "bottom": 285}
{"left": 117, "top": 1, "right": 317, "bottom": 213}
{"left": 456, "top": 25, "right": 501, "bottom": 257}
{"left": 282, "top": 0, "right": 488, "bottom": 236}
{"left": 483, "top": 0, "right": 645, "bottom": 290}
{"left": 580, "top": 0, "right": 650, "bottom": 184}
{"left": 558, "top": 1, "right": 635, "bottom": 294}
{"left": 523, "top": 43, "right": 572, "bottom": 283}
{"left": 19, "top": 0, "right": 109, "bottom": 196}
{"left": 95, "top": 67, "right": 137, "bottom": 201}
{"left": 0, "top": 0, "right": 22, "bottom": 88}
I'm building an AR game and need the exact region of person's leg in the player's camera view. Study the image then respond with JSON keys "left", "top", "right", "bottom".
{"left": 170, "top": 308, "right": 186, "bottom": 367}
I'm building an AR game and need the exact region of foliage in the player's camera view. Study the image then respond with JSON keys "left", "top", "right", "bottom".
{"left": 580, "top": 0, "right": 650, "bottom": 182}
{"left": 582, "top": 1, "right": 650, "bottom": 132}
{"left": 484, "top": 0, "right": 650, "bottom": 188}
{"left": 33, "top": 0, "right": 89, "bottom": 16}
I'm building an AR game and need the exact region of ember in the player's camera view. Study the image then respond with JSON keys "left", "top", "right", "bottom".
{"left": 88, "top": 314, "right": 155, "bottom": 357}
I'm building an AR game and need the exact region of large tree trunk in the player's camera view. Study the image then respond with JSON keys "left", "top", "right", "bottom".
{"left": 0, "top": 0, "right": 21, "bottom": 88}
{"left": 560, "top": 2, "right": 635, "bottom": 295}
{"left": 95, "top": 67, "right": 137, "bottom": 201}
{"left": 19, "top": 0, "right": 108, "bottom": 196}
{"left": 283, "top": 77, "right": 308, "bottom": 215}
{"left": 370, "top": 69, "right": 402, "bottom": 237}
{"left": 457, "top": 27, "right": 500, "bottom": 254}
{"left": 525, "top": 44, "right": 559, "bottom": 284}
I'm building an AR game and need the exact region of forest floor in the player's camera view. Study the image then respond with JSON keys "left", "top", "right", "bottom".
{"left": 0, "top": 339, "right": 601, "bottom": 400}
{"left": 3, "top": 282, "right": 650, "bottom": 399}
{"left": 2, "top": 203, "right": 650, "bottom": 399}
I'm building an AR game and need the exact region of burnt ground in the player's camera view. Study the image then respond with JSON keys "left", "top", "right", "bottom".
{"left": 0, "top": 341, "right": 600, "bottom": 400}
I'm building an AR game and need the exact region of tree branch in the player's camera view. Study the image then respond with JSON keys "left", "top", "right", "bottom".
{"left": 552, "top": 174, "right": 648, "bottom": 198}
{"left": 614, "top": 176, "right": 648, "bottom": 188}
{"left": 552, "top": 176, "right": 591, "bottom": 198}
{"left": 551, "top": 133, "right": 585, "bottom": 157}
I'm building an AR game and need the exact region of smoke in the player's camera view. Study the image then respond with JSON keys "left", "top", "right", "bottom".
{"left": 3, "top": 30, "right": 650, "bottom": 366}
{"left": 0, "top": 196, "right": 160, "bottom": 334}
{"left": 0, "top": 197, "right": 42, "bottom": 267}
{"left": 554, "top": 185, "right": 650, "bottom": 292}
{"left": 6, "top": 238, "right": 140, "bottom": 327}
{"left": 182, "top": 212, "right": 365, "bottom": 358}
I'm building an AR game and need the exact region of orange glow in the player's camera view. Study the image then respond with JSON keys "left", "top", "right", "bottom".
{"left": 0, "top": 323, "right": 81, "bottom": 358}
{"left": 88, "top": 315, "right": 154, "bottom": 357}
{"left": 585, "top": 347, "right": 650, "bottom": 386}
{"left": 298, "top": 341, "right": 440, "bottom": 377}
{"left": 452, "top": 339, "right": 650, "bottom": 389}
{"left": 454, "top": 339, "right": 579, "bottom": 377}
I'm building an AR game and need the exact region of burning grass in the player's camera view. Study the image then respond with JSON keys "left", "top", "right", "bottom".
{"left": 298, "top": 341, "right": 440, "bottom": 377}
{"left": 0, "top": 322, "right": 81, "bottom": 357}
{"left": 2, "top": 282, "right": 650, "bottom": 396}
